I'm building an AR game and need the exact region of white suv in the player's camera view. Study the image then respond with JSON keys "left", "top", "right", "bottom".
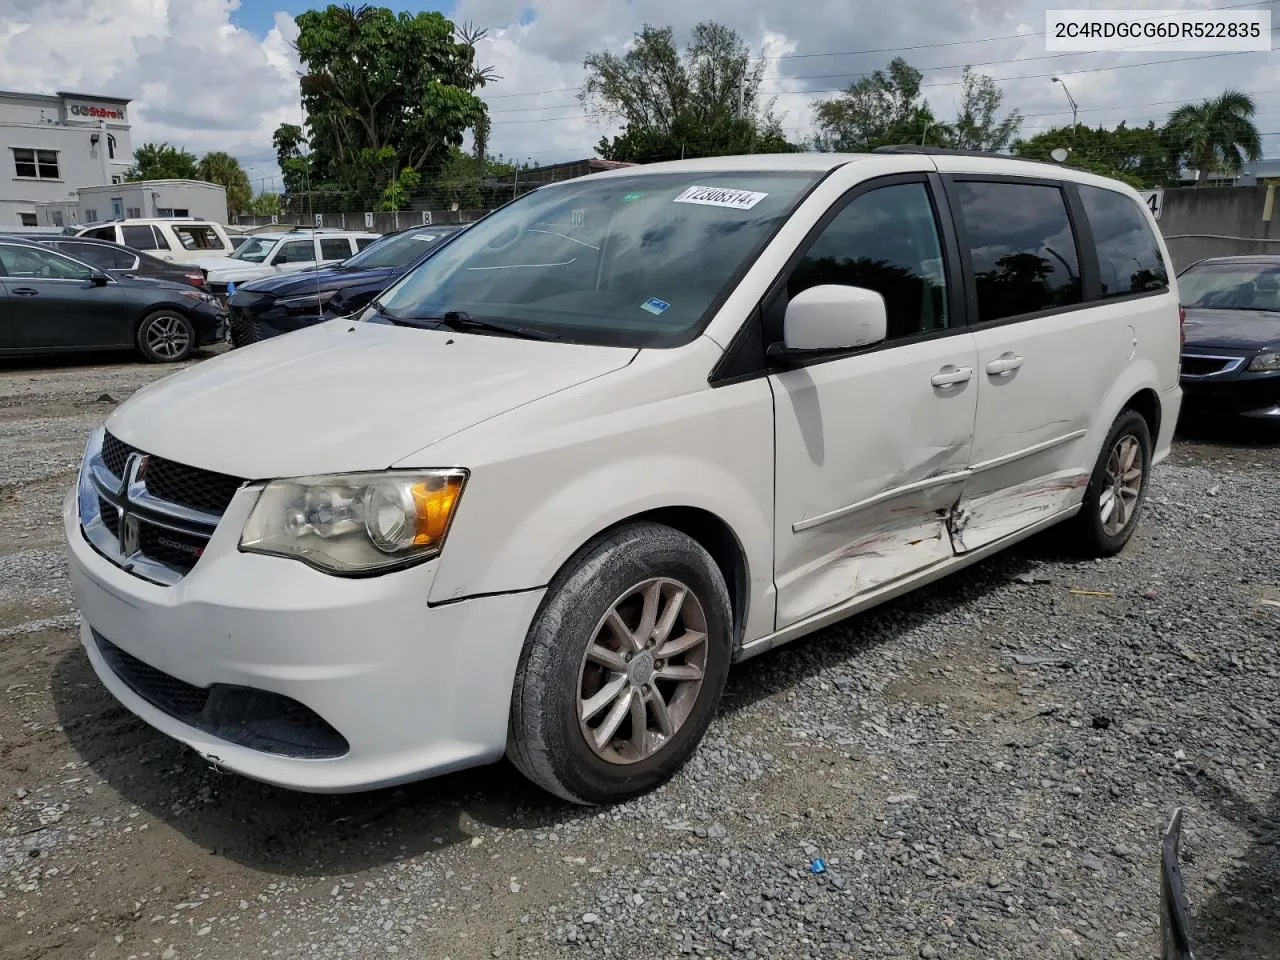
{"left": 197, "top": 228, "right": 380, "bottom": 296}
{"left": 63, "top": 151, "right": 1181, "bottom": 804}
{"left": 75, "top": 218, "right": 235, "bottom": 265}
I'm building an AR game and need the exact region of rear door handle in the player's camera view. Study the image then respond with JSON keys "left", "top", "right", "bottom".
{"left": 931, "top": 365, "right": 973, "bottom": 387}
{"left": 986, "top": 353, "right": 1024, "bottom": 376}
{"left": 11, "top": 288, "right": 39, "bottom": 296}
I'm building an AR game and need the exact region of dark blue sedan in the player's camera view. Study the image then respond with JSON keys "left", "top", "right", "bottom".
{"left": 226, "top": 225, "right": 463, "bottom": 347}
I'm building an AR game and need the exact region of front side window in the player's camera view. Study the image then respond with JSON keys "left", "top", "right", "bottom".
{"left": 121, "top": 224, "right": 159, "bottom": 251}
{"left": 953, "top": 180, "right": 1082, "bottom": 323}
{"left": 788, "top": 182, "right": 949, "bottom": 341}
{"left": 84, "top": 227, "right": 115, "bottom": 241}
{"left": 1177, "top": 262, "right": 1280, "bottom": 311}
{"left": 372, "top": 171, "right": 822, "bottom": 347}
{"left": 1078, "top": 185, "right": 1168, "bottom": 297}
{"left": 13, "top": 148, "right": 59, "bottom": 180}
{"left": 273, "top": 240, "right": 316, "bottom": 265}
{"left": 172, "top": 225, "right": 224, "bottom": 250}
{"left": 0, "top": 244, "right": 93, "bottom": 280}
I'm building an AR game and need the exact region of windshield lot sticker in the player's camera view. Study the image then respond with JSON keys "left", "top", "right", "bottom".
{"left": 641, "top": 297, "right": 671, "bottom": 315}
{"left": 674, "top": 185, "right": 768, "bottom": 210}
{"left": 621, "top": 191, "right": 645, "bottom": 202}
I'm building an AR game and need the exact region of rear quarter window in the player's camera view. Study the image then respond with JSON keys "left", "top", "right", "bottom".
{"left": 1078, "top": 185, "right": 1168, "bottom": 297}
{"left": 121, "top": 224, "right": 160, "bottom": 251}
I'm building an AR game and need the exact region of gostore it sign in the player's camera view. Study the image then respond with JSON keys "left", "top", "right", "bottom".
{"left": 66, "top": 101, "right": 127, "bottom": 122}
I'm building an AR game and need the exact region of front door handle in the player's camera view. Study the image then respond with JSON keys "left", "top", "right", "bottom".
{"left": 931, "top": 365, "right": 973, "bottom": 387}
{"left": 11, "top": 288, "right": 39, "bottom": 296}
{"left": 986, "top": 353, "right": 1024, "bottom": 376}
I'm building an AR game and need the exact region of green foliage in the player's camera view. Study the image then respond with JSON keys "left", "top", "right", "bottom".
{"left": 813, "top": 58, "right": 946, "bottom": 151}
{"left": 377, "top": 166, "right": 422, "bottom": 211}
{"left": 1013, "top": 123, "right": 1178, "bottom": 188}
{"left": 126, "top": 142, "right": 199, "bottom": 181}
{"left": 581, "top": 21, "right": 802, "bottom": 163}
{"left": 292, "top": 3, "right": 494, "bottom": 203}
{"left": 272, "top": 123, "right": 311, "bottom": 195}
{"left": 196, "top": 151, "right": 252, "bottom": 214}
{"left": 248, "top": 193, "right": 284, "bottom": 216}
{"left": 951, "top": 67, "right": 1023, "bottom": 152}
{"left": 1165, "top": 89, "right": 1262, "bottom": 185}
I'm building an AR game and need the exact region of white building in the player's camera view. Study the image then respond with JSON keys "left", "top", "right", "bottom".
{"left": 0, "top": 89, "right": 134, "bottom": 227}
{"left": 36, "top": 179, "right": 228, "bottom": 228}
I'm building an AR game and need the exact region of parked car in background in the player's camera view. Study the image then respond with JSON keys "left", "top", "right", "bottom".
{"left": 198, "top": 228, "right": 381, "bottom": 300}
{"left": 1177, "top": 256, "right": 1280, "bottom": 425}
{"left": 0, "top": 237, "right": 225, "bottom": 362}
{"left": 6, "top": 234, "right": 206, "bottom": 288}
{"left": 74, "top": 218, "right": 235, "bottom": 266}
{"left": 64, "top": 152, "right": 1181, "bottom": 804}
{"left": 228, "top": 235, "right": 251, "bottom": 251}
{"left": 227, "top": 225, "right": 463, "bottom": 346}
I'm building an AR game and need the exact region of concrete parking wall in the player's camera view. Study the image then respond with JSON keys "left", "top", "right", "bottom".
{"left": 1157, "top": 185, "right": 1280, "bottom": 270}
{"left": 231, "top": 209, "right": 490, "bottom": 232}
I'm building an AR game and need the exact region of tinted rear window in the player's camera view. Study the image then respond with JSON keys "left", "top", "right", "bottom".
{"left": 121, "top": 224, "right": 160, "bottom": 251}
{"left": 953, "top": 180, "right": 1083, "bottom": 323}
{"left": 56, "top": 241, "right": 134, "bottom": 269}
{"left": 1078, "top": 185, "right": 1168, "bottom": 297}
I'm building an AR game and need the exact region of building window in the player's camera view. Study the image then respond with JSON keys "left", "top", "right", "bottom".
{"left": 107, "top": 134, "right": 116, "bottom": 160}
{"left": 83, "top": 209, "right": 97, "bottom": 223}
{"left": 173, "top": 208, "right": 189, "bottom": 217}
{"left": 13, "top": 148, "right": 60, "bottom": 180}
{"left": 156, "top": 208, "right": 172, "bottom": 217}
{"left": 52, "top": 211, "right": 65, "bottom": 227}
{"left": 126, "top": 207, "right": 141, "bottom": 218}
{"left": 19, "top": 213, "right": 37, "bottom": 227}
{"left": 111, "top": 175, "right": 123, "bottom": 185}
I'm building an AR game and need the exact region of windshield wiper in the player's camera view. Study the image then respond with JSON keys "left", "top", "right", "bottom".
{"left": 413, "top": 310, "right": 560, "bottom": 341}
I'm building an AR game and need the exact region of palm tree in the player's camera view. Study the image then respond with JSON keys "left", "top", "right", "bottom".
{"left": 1166, "top": 89, "right": 1262, "bottom": 186}
{"left": 197, "top": 151, "right": 253, "bottom": 214}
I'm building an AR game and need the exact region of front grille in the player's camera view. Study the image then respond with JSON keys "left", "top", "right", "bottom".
{"left": 1180, "top": 355, "right": 1233, "bottom": 377}
{"left": 85, "top": 432, "right": 247, "bottom": 584}
{"left": 94, "top": 632, "right": 349, "bottom": 759}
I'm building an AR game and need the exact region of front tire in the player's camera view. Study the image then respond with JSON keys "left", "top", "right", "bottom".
{"left": 1066, "top": 409, "right": 1153, "bottom": 556}
{"left": 507, "top": 523, "right": 732, "bottom": 805}
{"left": 136, "top": 310, "right": 195, "bottom": 363}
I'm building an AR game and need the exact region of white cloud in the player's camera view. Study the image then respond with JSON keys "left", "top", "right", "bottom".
{"left": 0, "top": 0, "right": 1275, "bottom": 196}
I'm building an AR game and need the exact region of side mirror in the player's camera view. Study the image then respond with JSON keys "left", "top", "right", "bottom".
{"left": 769, "top": 284, "right": 887, "bottom": 362}
{"left": 89, "top": 271, "right": 110, "bottom": 287}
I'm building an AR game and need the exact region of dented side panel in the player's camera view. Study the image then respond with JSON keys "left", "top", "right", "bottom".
{"left": 949, "top": 468, "right": 1088, "bottom": 551}
{"left": 770, "top": 333, "right": 979, "bottom": 630}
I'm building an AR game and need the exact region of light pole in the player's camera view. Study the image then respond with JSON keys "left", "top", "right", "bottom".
{"left": 1051, "top": 76, "right": 1079, "bottom": 137}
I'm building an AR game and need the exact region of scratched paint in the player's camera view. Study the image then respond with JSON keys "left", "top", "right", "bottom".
{"left": 950, "top": 469, "right": 1089, "bottom": 552}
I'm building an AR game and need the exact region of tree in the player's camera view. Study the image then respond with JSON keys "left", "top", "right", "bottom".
{"left": 1165, "top": 89, "right": 1262, "bottom": 185}
{"left": 248, "top": 193, "right": 284, "bottom": 216}
{"left": 1013, "top": 123, "right": 1178, "bottom": 188}
{"left": 950, "top": 67, "right": 1022, "bottom": 151}
{"left": 126, "top": 142, "right": 198, "bottom": 181}
{"left": 581, "top": 21, "right": 800, "bottom": 164}
{"left": 292, "top": 4, "right": 495, "bottom": 203}
{"left": 813, "top": 58, "right": 946, "bottom": 151}
{"left": 377, "top": 166, "right": 421, "bottom": 211}
{"left": 196, "top": 151, "right": 252, "bottom": 214}
{"left": 272, "top": 123, "right": 312, "bottom": 196}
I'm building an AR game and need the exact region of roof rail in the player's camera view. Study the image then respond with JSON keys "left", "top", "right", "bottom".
{"left": 872, "top": 145, "right": 1017, "bottom": 158}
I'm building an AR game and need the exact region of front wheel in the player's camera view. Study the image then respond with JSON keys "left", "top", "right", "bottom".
{"left": 507, "top": 523, "right": 732, "bottom": 805}
{"left": 136, "top": 310, "right": 195, "bottom": 363}
{"left": 1066, "top": 409, "right": 1153, "bottom": 556}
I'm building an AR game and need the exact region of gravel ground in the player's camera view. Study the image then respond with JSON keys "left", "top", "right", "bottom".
{"left": 1, "top": 350, "right": 1277, "bottom": 960}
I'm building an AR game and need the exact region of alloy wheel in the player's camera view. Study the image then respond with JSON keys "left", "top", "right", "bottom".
{"left": 1099, "top": 434, "right": 1143, "bottom": 536}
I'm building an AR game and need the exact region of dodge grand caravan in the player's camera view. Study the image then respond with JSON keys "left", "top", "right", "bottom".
{"left": 64, "top": 151, "right": 1182, "bottom": 805}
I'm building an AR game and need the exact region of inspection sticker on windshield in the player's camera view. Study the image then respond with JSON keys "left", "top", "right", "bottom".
{"left": 674, "top": 185, "right": 768, "bottom": 210}
{"left": 641, "top": 297, "right": 670, "bottom": 315}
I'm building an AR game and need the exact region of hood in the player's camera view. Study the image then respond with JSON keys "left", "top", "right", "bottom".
{"left": 1182, "top": 307, "right": 1280, "bottom": 351}
{"left": 106, "top": 320, "right": 637, "bottom": 478}
{"left": 203, "top": 261, "right": 275, "bottom": 283}
{"left": 237, "top": 263, "right": 398, "bottom": 299}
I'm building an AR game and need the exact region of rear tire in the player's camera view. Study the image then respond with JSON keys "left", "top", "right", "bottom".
{"left": 136, "top": 310, "right": 195, "bottom": 363}
{"left": 507, "top": 523, "right": 732, "bottom": 805}
{"left": 1065, "top": 409, "right": 1153, "bottom": 557}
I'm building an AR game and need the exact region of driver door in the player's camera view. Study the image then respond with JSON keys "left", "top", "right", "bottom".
{"left": 769, "top": 176, "right": 978, "bottom": 628}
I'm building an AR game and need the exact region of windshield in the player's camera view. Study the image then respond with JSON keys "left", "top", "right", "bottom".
{"left": 1179, "top": 262, "right": 1280, "bottom": 311}
{"left": 343, "top": 228, "right": 456, "bottom": 269}
{"left": 367, "top": 171, "right": 822, "bottom": 347}
{"left": 230, "top": 237, "right": 277, "bottom": 263}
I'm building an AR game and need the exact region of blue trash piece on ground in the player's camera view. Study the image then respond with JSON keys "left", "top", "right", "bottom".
{"left": 810, "top": 858, "right": 827, "bottom": 874}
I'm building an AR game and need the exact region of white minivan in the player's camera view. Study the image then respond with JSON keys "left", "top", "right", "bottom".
{"left": 64, "top": 151, "right": 1181, "bottom": 804}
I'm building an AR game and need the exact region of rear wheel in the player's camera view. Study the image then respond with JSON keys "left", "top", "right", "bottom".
{"left": 1065, "top": 409, "right": 1152, "bottom": 556}
{"left": 136, "top": 310, "right": 195, "bottom": 363}
{"left": 507, "top": 523, "right": 732, "bottom": 805}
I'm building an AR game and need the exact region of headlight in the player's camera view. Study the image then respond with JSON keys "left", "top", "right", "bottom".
{"left": 239, "top": 470, "right": 466, "bottom": 575}
{"left": 180, "top": 290, "right": 215, "bottom": 303}
{"left": 275, "top": 290, "right": 339, "bottom": 310}
{"left": 1247, "top": 351, "right": 1280, "bottom": 372}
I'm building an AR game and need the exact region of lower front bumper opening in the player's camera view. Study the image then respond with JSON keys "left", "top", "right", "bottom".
{"left": 94, "top": 629, "right": 350, "bottom": 760}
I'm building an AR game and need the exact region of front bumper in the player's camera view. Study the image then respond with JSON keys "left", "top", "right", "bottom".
{"left": 63, "top": 483, "right": 544, "bottom": 793}
{"left": 1179, "top": 371, "right": 1280, "bottom": 419}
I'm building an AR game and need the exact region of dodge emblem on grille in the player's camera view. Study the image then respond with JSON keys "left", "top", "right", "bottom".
{"left": 121, "top": 514, "right": 141, "bottom": 555}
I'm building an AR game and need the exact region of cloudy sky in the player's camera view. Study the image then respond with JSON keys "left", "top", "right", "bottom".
{"left": 1, "top": 0, "right": 1276, "bottom": 191}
